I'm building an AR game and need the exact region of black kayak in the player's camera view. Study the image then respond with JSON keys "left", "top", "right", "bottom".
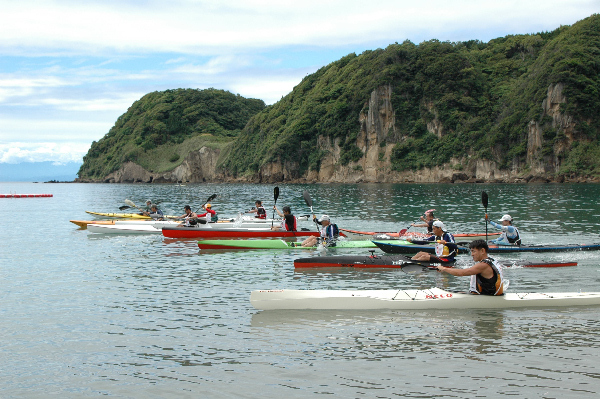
{"left": 373, "top": 240, "right": 600, "bottom": 254}
{"left": 294, "top": 253, "right": 577, "bottom": 269}
{"left": 294, "top": 253, "right": 454, "bottom": 269}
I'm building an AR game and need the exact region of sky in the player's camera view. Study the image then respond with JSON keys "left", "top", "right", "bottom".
{"left": 0, "top": 0, "right": 597, "bottom": 165}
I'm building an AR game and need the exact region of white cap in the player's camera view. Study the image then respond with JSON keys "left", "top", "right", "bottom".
{"left": 432, "top": 220, "right": 446, "bottom": 230}
{"left": 499, "top": 214, "right": 512, "bottom": 222}
{"left": 321, "top": 215, "right": 330, "bottom": 221}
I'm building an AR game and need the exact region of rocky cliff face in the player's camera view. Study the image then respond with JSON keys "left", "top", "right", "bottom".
{"left": 93, "top": 146, "right": 222, "bottom": 183}
{"left": 86, "top": 83, "right": 593, "bottom": 184}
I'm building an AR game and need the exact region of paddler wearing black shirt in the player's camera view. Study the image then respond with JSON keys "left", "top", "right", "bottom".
{"left": 437, "top": 239, "right": 506, "bottom": 296}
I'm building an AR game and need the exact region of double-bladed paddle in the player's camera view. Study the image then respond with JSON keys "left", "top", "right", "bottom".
{"left": 120, "top": 200, "right": 161, "bottom": 211}
{"left": 271, "top": 186, "right": 279, "bottom": 228}
{"left": 194, "top": 194, "right": 217, "bottom": 214}
{"left": 303, "top": 190, "right": 319, "bottom": 231}
{"left": 482, "top": 191, "right": 489, "bottom": 242}
{"left": 124, "top": 199, "right": 144, "bottom": 213}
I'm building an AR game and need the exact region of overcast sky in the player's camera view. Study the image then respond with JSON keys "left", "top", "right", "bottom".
{"left": 0, "top": 0, "right": 597, "bottom": 164}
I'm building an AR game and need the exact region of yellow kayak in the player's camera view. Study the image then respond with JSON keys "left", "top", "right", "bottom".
{"left": 86, "top": 211, "right": 151, "bottom": 219}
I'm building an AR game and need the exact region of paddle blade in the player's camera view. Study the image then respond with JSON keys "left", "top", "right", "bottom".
{"left": 274, "top": 186, "right": 279, "bottom": 200}
{"left": 206, "top": 194, "right": 217, "bottom": 203}
{"left": 125, "top": 199, "right": 136, "bottom": 208}
{"left": 398, "top": 228, "right": 407, "bottom": 236}
{"left": 400, "top": 264, "right": 431, "bottom": 274}
{"left": 303, "top": 190, "right": 313, "bottom": 207}
{"left": 118, "top": 206, "right": 130, "bottom": 210}
{"left": 481, "top": 191, "right": 488, "bottom": 209}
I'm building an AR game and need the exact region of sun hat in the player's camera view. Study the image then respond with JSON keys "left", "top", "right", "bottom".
{"left": 432, "top": 220, "right": 446, "bottom": 230}
{"left": 499, "top": 214, "right": 512, "bottom": 222}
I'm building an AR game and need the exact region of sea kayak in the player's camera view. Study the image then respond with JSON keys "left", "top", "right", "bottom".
{"left": 340, "top": 228, "right": 500, "bottom": 240}
{"left": 197, "top": 239, "right": 376, "bottom": 250}
{"left": 250, "top": 287, "right": 600, "bottom": 310}
{"left": 73, "top": 218, "right": 285, "bottom": 230}
{"left": 373, "top": 240, "right": 600, "bottom": 254}
{"left": 86, "top": 211, "right": 153, "bottom": 219}
{"left": 87, "top": 223, "right": 164, "bottom": 234}
{"left": 293, "top": 254, "right": 576, "bottom": 269}
{"left": 163, "top": 226, "right": 320, "bottom": 239}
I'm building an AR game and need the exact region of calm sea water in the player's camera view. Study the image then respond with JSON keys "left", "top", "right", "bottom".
{"left": 2, "top": 182, "right": 600, "bottom": 398}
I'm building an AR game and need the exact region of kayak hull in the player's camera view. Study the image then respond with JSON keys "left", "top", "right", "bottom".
{"left": 293, "top": 254, "right": 576, "bottom": 269}
{"left": 197, "top": 239, "right": 377, "bottom": 250}
{"left": 250, "top": 287, "right": 600, "bottom": 310}
{"left": 163, "top": 226, "right": 319, "bottom": 238}
{"left": 87, "top": 224, "right": 163, "bottom": 234}
{"left": 373, "top": 241, "right": 600, "bottom": 254}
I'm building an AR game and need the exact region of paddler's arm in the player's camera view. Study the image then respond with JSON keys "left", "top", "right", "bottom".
{"left": 273, "top": 205, "right": 284, "bottom": 217}
{"left": 437, "top": 262, "right": 489, "bottom": 276}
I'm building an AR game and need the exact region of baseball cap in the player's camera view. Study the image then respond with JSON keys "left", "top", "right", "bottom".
{"left": 321, "top": 215, "right": 330, "bottom": 221}
{"left": 206, "top": 203, "right": 212, "bottom": 208}
{"left": 432, "top": 220, "right": 446, "bottom": 230}
{"left": 499, "top": 214, "right": 512, "bottom": 222}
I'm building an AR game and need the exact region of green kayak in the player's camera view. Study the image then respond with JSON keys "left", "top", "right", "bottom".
{"left": 197, "top": 239, "right": 377, "bottom": 250}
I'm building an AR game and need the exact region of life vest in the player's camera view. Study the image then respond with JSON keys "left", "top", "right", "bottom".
{"left": 320, "top": 223, "right": 339, "bottom": 244}
{"left": 469, "top": 257, "right": 505, "bottom": 296}
{"left": 502, "top": 226, "right": 521, "bottom": 245}
{"left": 281, "top": 215, "right": 297, "bottom": 231}
{"left": 256, "top": 206, "right": 267, "bottom": 219}
{"left": 430, "top": 232, "right": 456, "bottom": 261}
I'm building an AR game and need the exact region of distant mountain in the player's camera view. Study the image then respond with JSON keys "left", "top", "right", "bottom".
{"left": 0, "top": 162, "right": 82, "bottom": 182}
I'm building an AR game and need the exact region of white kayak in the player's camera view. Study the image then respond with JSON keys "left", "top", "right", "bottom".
{"left": 87, "top": 223, "right": 165, "bottom": 234}
{"left": 86, "top": 218, "right": 293, "bottom": 234}
{"left": 250, "top": 287, "right": 600, "bottom": 310}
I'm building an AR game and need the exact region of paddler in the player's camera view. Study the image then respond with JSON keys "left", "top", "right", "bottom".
{"left": 486, "top": 214, "right": 521, "bottom": 245}
{"left": 410, "top": 209, "right": 437, "bottom": 233}
{"left": 197, "top": 203, "right": 218, "bottom": 223}
{"left": 437, "top": 239, "right": 506, "bottom": 296}
{"left": 408, "top": 221, "right": 457, "bottom": 264}
{"left": 247, "top": 200, "right": 267, "bottom": 219}
{"left": 178, "top": 205, "right": 199, "bottom": 226}
{"left": 301, "top": 215, "right": 339, "bottom": 247}
{"left": 271, "top": 205, "right": 297, "bottom": 231}
{"left": 143, "top": 204, "right": 164, "bottom": 220}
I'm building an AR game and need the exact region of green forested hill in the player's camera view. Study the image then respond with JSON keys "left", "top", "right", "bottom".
{"left": 220, "top": 14, "right": 600, "bottom": 177}
{"left": 78, "top": 88, "right": 265, "bottom": 179}
{"left": 78, "top": 14, "right": 600, "bottom": 182}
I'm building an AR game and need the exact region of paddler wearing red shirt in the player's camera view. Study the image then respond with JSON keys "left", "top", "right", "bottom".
{"left": 247, "top": 200, "right": 267, "bottom": 219}
{"left": 197, "top": 203, "right": 218, "bottom": 222}
{"left": 271, "top": 205, "right": 297, "bottom": 231}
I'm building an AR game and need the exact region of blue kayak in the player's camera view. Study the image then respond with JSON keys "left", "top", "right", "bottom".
{"left": 373, "top": 240, "right": 600, "bottom": 254}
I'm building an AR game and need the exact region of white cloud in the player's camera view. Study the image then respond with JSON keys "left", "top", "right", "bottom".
{"left": 0, "top": 0, "right": 595, "bottom": 55}
{"left": 0, "top": 0, "right": 597, "bottom": 164}
{"left": 0, "top": 142, "right": 89, "bottom": 164}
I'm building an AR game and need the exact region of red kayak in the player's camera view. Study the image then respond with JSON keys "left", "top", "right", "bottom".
{"left": 162, "top": 226, "right": 320, "bottom": 239}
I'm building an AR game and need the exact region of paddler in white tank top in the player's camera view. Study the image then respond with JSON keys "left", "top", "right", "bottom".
{"left": 437, "top": 239, "right": 506, "bottom": 296}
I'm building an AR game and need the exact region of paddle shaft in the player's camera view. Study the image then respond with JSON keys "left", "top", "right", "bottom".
{"left": 271, "top": 187, "right": 279, "bottom": 228}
